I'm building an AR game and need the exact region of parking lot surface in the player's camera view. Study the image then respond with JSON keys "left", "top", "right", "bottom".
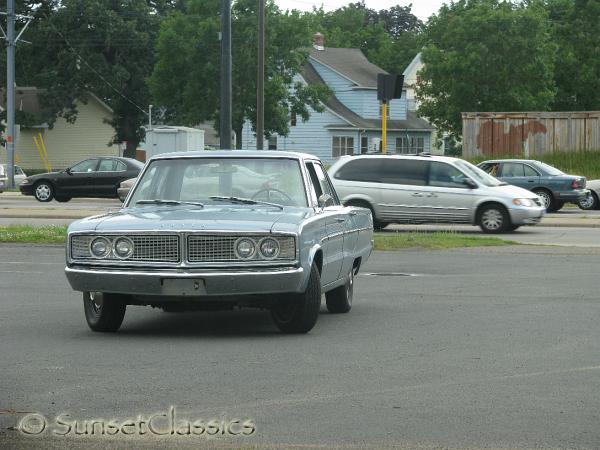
{"left": 2, "top": 244, "right": 599, "bottom": 449}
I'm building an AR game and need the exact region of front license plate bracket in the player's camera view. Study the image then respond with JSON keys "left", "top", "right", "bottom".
{"left": 161, "top": 278, "right": 206, "bottom": 296}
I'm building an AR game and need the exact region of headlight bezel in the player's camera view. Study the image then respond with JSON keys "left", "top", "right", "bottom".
{"left": 234, "top": 237, "right": 257, "bottom": 260}
{"left": 89, "top": 236, "right": 112, "bottom": 259}
{"left": 258, "top": 237, "right": 280, "bottom": 260}
{"left": 113, "top": 237, "right": 135, "bottom": 259}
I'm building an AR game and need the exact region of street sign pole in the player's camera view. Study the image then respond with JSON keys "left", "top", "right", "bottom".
{"left": 6, "top": 0, "right": 16, "bottom": 188}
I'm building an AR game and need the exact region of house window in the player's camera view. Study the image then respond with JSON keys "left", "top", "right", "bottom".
{"left": 332, "top": 136, "right": 354, "bottom": 158}
{"left": 361, "top": 136, "right": 368, "bottom": 154}
{"left": 290, "top": 111, "right": 297, "bottom": 127}
{"left": 268, "top": 136, "right": 277, "bottom": 150}
{"left": 395, "top": 136, "right": 424, "bottom": 154}
{"left": 379, "top": 103, "right": 391, "bottom": 118}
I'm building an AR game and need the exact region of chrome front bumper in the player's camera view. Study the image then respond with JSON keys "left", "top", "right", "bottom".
{"left": 65, "top": 265, "right": 305, "bottom": 297}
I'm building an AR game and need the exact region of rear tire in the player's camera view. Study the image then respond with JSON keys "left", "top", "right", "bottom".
{"left": 326, "top": 268, "right": 353, "bottom": 313}
{"left": 533, "top": 189, "right": 554, "bottom": 212}
{"left": 478, "top": 203, "right": 510, "bottom": 234}
{"left": 83, "top": 292, "right": 126, "bottom": 332}
{"left": 578, "top": 192, "right": 598, "bottom": 210}
{"left": 271, "top": 264, "right": 321, "bottom": 333}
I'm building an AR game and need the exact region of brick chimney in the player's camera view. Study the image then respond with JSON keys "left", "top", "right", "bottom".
{"left": 312, "top": 32, "right": 325, "bottom": 51}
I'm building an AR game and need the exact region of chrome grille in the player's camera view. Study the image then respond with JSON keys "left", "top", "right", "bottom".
{"left": 70, "top": 234, "right": 180, "bottom": 262}
{"left": 187, "top": 235, "right": 296, "bottom": 263}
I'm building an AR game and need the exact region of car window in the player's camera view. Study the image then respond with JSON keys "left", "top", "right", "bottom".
{"left": 429, "top": 162, "right": 468, "bottom": 188}
{"left": 380, "top": 159, "right": 428, "bottom": 186}
{"left": 523, "top": 164, "right": 539, "bottom": 177}
{"left": 500, "top": 163, "right": 525, "bottom": 177}
{"left": 14, "top": 166, "right": 24, "bottom": 175}
{"left": 71, "top": 159, "right": 99, "bottom": 173}
{"left": 334, "top": 159, "right": 383, "bottom": 182}
{"left": 98, "top": 159, "right": 128, "bottom": 172}
{"left": 306, "top": 162, "right": 339, "bottom": 205}
{"left": 480, "top": 162, "right": 500, "bottom": 177}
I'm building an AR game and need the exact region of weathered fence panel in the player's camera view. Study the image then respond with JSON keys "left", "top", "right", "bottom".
{"left": 462, "top": 112, "right": 600, "bottom": 157}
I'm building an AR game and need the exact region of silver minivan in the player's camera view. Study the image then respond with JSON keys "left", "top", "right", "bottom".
{"left": 328, "top": 154, "right": 546, "bottom": 233}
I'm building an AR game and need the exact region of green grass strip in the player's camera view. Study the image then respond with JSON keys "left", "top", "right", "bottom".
{"left": 0, "top": 226, "right": 514, "bottom": 250}
{"left": 0, "top": 225, "right": 68, "bottom": 244}
{"left": 374, "top": 231, "right": 515, "bottom": 250}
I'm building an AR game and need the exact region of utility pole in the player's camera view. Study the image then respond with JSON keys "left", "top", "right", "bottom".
{"left": 220, "top": 0, "right": 232, "bottom": 149}
{"left": 256, "top": 0, "right": 265, "bottom": 150}
{"left": 1, "top": 2, "right": 32, "bottom": 188}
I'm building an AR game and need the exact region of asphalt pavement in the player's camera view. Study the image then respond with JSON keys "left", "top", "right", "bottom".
{"left": 1, "top": 245, "right": 600, "bottom": 449}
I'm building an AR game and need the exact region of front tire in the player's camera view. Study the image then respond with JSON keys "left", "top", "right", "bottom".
{"left": 478, "top": 203, "right": 510, "bottom": 233}
{"left": 34, "top": 181, "right": 54, "bottom": 202}
{"left": 326, "top": 268, "right": 353, "bottom": 313}
{"left": 271, "top": 264, "right": 321, "bottom": 333}
{"left": 83, "top": 292, "right": 126, "bottom": 332}
{"left": 578, "top": 192, "right": 599, "bottom": 210}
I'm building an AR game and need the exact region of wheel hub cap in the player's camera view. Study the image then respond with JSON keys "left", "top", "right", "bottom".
{"left": 35, "top": 185, "right": 50, "bottom": 200}
{"left": 482, "top": 209, "right": 503, "bottom": 230}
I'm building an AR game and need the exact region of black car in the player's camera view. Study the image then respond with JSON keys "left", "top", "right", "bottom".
{"left": 19, "top": 157, "right": 144, "bottom": 202}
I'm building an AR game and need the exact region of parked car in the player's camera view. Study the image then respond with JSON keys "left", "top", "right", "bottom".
{"left": 0, "top": 164, "right": 27, "bottom": 192}
{"left": 19, "top": 157, "right": 144, "bottom": 202}
{"left": 64, "top": 151, "right": 373, "bottom": 334}
{"left": 329, "top": 154, "right": 546, "bottom": 233}
{"left": 477, "top": 159, "right": 588, "bottom": 212}
{"left": 578, "top": 179, "right": 600, "bottom": 210}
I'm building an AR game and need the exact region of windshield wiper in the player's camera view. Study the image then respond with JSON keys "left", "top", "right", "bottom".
{"left": 135, "top": 199, "right": 204, "bottom": 207}
{"left": 209, "top": 196, "right": 283, "bottom": 210}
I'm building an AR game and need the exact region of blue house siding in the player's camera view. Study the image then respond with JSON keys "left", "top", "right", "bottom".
{"left": 310, "top": 59, "right": 353, "bottom": 95}
{"left": 242, "top": 106, "right": 354, "bottom": 164}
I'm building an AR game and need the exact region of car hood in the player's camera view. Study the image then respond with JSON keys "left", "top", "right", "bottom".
{"left": 23, "top": 171, "right": 60, "bottom": 181}
{"left": 68, "top": 205, "right": 314, "bottom": 234}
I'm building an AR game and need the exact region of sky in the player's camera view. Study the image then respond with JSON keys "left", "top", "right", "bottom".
{"left": 274, "top": 0, "right": 448, "bottom": 21}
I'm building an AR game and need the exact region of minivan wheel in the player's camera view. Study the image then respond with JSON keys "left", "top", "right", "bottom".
{"left": 478, "top": 204, "right": 509, "bottom": 233}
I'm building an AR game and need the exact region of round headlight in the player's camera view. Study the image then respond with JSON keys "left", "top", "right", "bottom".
{"left": 90, "top": 237, "right": 111, "bottom": 259}
{"left": 259, "top": 238, "right": 280, "bottom": 259}
{"left": 113, "top": 237, "right": 134, "bottom": 259}
{"left": 235, "top": 238, "right": 256, "bottom": 259}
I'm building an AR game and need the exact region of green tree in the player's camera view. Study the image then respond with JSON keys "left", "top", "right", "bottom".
{"left": 547, "top": 0, "right": 600, "bottom": 110}
{"left": 149, "top": 0, "right": 330, "bottom": 148}
{"left": 14, "top": 0, "right": 163, "bottom": 157}
{"left": 416, "top": 0, "right": 556, "bottom": 139}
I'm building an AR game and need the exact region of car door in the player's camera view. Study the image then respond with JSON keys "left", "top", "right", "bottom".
{"left": 93, "top": 158, "right": 128, "bottom": 197}
{"left": 498, "top": 162, "right": 539, "bottom": 190}
{"left": 14, "top": 166, "right": 26, "bottom": 185}
{"left": 60, "top": 159, "right": 99, "bottom": 196}
{"left": 424, "top": 161, "right": 479, "bottom": 223}
{"left": 305, "top": 161, "right": 346, "bottom": 285}
{"left": 378, "top": 159, "right": 429, "bottom": 222}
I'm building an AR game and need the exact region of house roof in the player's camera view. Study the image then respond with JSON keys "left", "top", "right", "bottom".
{"left": 0, "top": 87, "right": 113, "bottom": 118}
{"left": 301, "top": 62, "right": 434, "bottom": 132}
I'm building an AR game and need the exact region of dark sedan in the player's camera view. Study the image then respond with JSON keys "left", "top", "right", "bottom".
{"left": 478, "top": 159, "right": 588, "bottom": 212}
{"left": 20, "top": 157, "right": 144, "bottom": 202}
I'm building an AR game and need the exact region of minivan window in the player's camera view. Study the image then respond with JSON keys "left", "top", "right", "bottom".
{"left": 334, "top": 159, "right": 383, "bottom": 182}
{"left": 429, "top": 162, "right": 468, "bottom": 188}
{"left": 380, "top": 159, "right": 427, "bottom": 186}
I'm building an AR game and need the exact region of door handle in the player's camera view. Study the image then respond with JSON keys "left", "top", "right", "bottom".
{"left": 527, "top": 180, "right": 535, "bottom": 183}
{"left": 335, "top": 217, "right": 346, "bottom": 223}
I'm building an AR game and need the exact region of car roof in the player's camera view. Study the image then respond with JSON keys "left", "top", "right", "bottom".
{"left": 148, "top": 150, "right": 320, "bottom": 162}
{"left": 334, "top": 153, "right": 464, "bottom": 164}
{"left": 480, "top": 159, "right": 539, "bottom": 164}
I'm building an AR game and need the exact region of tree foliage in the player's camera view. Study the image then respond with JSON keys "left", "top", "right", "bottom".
{"left": 149, "top": 0, "right": 330, "bottom": 147}
{"left": 547, "top": 0, "right": 600, "bottom": 110}
{"left": 416, "top": 0, "right": 556, "bottom": 138}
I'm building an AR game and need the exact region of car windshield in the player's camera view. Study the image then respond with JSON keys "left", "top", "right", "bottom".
{"left": 535, "top": 161, "right": 564, "bottom": 176}
{"left": 127, "top": 157, "right": 308, "bottom": 207}
{"left": 454, "top": 160, "right": 505, "bottom": 187}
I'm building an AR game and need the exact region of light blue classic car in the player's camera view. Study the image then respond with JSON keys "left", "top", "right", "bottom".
{"left": 65, "top": 151, "right": 373, "bottom": 334}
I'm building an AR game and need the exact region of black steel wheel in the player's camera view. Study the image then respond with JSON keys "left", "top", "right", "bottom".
{"left": 83, "top": 292, "right": 127, "bottom": 332}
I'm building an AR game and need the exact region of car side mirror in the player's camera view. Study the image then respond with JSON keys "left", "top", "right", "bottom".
{"left": 65, "top": 167, "right": 72, "bottom": 175}
{"left": 318, "top": 194, "right": 335, "bottom": 208}
{"left": 463, "top": 178, "right": 477, "bottom": 189}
